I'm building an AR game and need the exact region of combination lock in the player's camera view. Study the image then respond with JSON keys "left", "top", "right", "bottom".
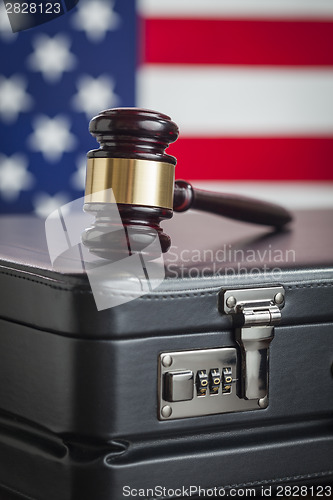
{"left": 158, "top": 347, "right": 261, "bottom": 420}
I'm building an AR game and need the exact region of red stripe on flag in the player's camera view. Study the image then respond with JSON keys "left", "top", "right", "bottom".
{"left": 167, "top": 137, "right": 333, "bottom": 180}
{"left": 143, "top": 18, "right": 333, "bottom": 66}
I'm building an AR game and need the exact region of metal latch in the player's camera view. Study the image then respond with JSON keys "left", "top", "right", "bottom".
{"left": 222, "top": 286, "right": 285, "bottom": 406}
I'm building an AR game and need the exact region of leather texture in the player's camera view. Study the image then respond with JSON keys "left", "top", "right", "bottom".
{"left": 0, "top": 209, "right": 332, "bottom": 499}
{"left": 0, "top": 321, "right": 332, "bottom": 439}
{"left": 0, "top": 210, "right": 332, "bottom": 338}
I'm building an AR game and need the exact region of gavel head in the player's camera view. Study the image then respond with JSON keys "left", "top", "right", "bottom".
{"left": 83, "top": 108, "right": 179, "bottom": 258}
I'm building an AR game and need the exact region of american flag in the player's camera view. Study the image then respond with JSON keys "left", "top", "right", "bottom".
{"left": 0, "top": 0, "right": 333, "bottom": 217}
{"left": 0, "top": 0, "right": 135, "bottom": 215}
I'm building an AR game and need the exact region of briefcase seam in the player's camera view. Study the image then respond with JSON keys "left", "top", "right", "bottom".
{"left": 222, "top": 469, "right": 333, "bottom": 489}
{"left": 0, "top": 269, "right": 91, "bottom": 293}
{"left": 0, "top": 268, "right": 333, "bottom": 298}
{"left": 2, "top": 471, "right": 332, "bottom": 500}
{"left": 285, "top": 283, "right": 333, "bottom": 289}
{"left": 0, "top": 481, "right": 37, "bottom": 500}
{"left": 136, "top": 282, "right": 333, "bottom": 300}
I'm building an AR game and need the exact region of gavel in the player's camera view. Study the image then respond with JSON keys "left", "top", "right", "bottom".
{"left": 82, "top": 108, "right": 292, "bottom": 257}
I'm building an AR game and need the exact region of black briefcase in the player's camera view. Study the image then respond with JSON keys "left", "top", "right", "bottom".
{"left": 0, "top": 206, "right": 332, "bottom": 500}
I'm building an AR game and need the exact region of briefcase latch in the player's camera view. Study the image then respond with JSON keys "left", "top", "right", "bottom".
{"left": 222, "top": 286, "right": 285, "bottom": 407}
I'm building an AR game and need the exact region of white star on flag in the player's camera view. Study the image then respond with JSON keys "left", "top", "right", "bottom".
{"left": 0, "top": 154, "right": 35, "bottom": 202}
{"left": 72, "top": 74, "right": 120, "bottom": 119}
{"left": 70, "top": 155, "right": 87, "bottom": 191}
{"left": 27, "top": 34, "right": 77, "bottom": 83}
{"left": 27, "top": 115, "right": 77, "bottom": 162}
{"left": 33, "top": 192, "right": 70, "bottom": 218}
{"left": 72, "top": 0, "right": 121, "bottom": 43}
{"left": 0, "top": 75, "right": 33, "bottom": 123}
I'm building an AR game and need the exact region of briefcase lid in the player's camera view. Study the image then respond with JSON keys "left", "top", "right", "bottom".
{"left": 0, "top": 209, "right": 332, "bottom": 338}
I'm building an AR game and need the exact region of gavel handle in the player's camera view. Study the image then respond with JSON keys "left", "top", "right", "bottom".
{"left": 173, "top": 180, "right": 292, "bottom": 227}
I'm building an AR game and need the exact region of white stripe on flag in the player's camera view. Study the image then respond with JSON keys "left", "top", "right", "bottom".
{"left": 190, "top": 182, "right": 333, "bottom": 209}
{"left": 137, "top": 67, "right": 333, "bottom": 136}
{"left": 138, "top": 0, "right": 333, "bottom": 19}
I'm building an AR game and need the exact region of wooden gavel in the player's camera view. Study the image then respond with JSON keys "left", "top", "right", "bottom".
{"left": 83, "top": 108, "right": 292, "bottom": 255}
